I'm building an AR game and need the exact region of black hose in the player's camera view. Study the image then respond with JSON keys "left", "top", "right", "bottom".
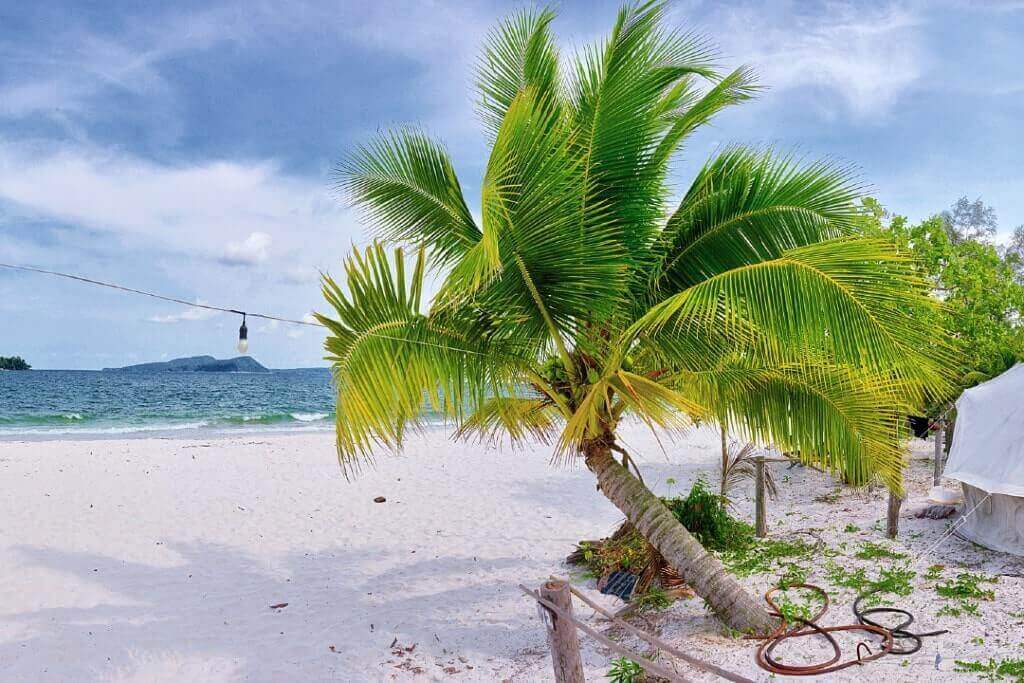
{"left": 755, "top": 584, "right": 948, "bottom": 675}
{"left": 853, "top": 588, "right": 948, "bottom": 655}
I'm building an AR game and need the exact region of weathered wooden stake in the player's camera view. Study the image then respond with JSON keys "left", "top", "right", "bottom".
{"left": 932, "top": 420, "right": 945, "bottom": 486}
{"left": 754, "top": 457, "right": 767, "bottom": 537}
{"left": 886, "top": 488, "right": 902, "bottom": 539}
{"left": 720, "top": 425, "right": 729, "bottom": 496}
{"left": 539, "top": 580, "right": 585, "bottom": 683}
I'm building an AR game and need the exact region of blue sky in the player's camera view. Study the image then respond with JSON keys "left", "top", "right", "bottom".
{"left": 1, "top": 0, "right": 1022, "bottom": 369}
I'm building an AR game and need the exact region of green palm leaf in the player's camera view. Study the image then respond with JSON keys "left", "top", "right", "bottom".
{"left": 476, "top": 6, "right": 562, "bottom": 139}
{"left": 456, "top": 396, "right": 562, "bottom": 446}
{"left": 650, "top": 66, "right": 761, "bottom": 170}
{"left": 569, "top": 1, "right": 720, "bottom": 255}
{"left": 317, "top": 244, "right": 520, "bottom": 473}
{"left": 442, "top": 86, "right": 628, "bottom": 369}
{"left": 336, "top": 130, "right": 480, "bottom": 268}
{"left": 654, "top": 147, "right": 862, "bottom": 291}
{"left": 676, "top": 360, "right": 916, "bottom": 490}
{"left": 634, "top": 237, "right": 951, "bottom": 376}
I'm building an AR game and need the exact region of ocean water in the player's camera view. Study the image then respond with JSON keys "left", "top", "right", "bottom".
{"left": 0, "top": 369, "right": 338, "bottom": 439}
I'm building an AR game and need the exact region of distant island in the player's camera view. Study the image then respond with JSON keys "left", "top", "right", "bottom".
{"left": 103, "top": 355, "right": 270, "bottom": 373}
{"left": 0, "top": 356, "right": 31, "bottom": 370}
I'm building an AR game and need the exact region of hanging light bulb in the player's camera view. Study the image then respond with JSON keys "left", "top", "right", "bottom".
{"left": 237, "top": 313, "right": 249, "bottom": 354}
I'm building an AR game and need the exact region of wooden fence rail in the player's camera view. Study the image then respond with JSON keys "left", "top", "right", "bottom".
{"left": 520, "top": 579, "right": 755, "bottom": 683}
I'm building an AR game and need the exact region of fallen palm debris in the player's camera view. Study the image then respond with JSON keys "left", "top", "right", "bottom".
{"left": 915, "top": 504, "right": 957, "bottom": 519}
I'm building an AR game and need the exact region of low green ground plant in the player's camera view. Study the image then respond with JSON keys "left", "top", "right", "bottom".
{"left": 934, "top": 572, "right": 997, "bottom": 618}
{"left": 777, "top": 563, "right": 809, "bottom": 588}
{"left": 773, "top": 586, "right": 826, "bottom": 623}
{"left": 936, "top": 572, "right": 998, "bottom": 601}
{"left": 606, "top": 657, "right": 644, "bottom": 683}
{"left": 723, "top": 537, "right": 815, "bottom": 577}
{"left": 954, "top": 657, "right": 1024, "bottom": 681}
{"left": 824, "top": 561, "right": 915, "bottom": 604}
{"left": 937, "top": 601, "right": 981, "bottom": 617}
{"left": 855, "top": 541, "right": 906, "bottom": 561}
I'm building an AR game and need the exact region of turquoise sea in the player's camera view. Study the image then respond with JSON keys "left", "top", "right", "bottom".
{"left": 0, "top": 369, "right": 338, "bottom": 439}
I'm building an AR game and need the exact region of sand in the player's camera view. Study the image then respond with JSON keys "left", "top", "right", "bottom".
{"left": 1, "top": 425, "right": 1022, "bottom": 682}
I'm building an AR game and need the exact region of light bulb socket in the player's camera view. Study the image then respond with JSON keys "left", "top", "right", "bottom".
{"left": 239, "top": 314, "right": 248, "bottom": 342}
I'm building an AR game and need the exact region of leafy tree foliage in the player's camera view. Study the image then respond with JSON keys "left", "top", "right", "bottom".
{"left": 0, "top": 356, "right": 31, "bottom": 370}
{"left": 941, "top": 195, "right": 998, "bottom": 244}
{"left": 1006, "top": 224, "right": 1024, "bottom": 278}
{"left": 862, "top": 197, "right": 1024, "bottom": 401}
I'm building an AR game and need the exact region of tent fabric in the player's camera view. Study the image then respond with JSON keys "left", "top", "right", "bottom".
{"left": 944, "top": 363, "right": 1024, "bottom": 498}
{"left": 956, "top": 483, "right": 1024, "bottom": 556}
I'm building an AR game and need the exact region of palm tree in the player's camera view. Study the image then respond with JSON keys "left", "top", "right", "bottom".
{"left": 317, "top": 1, "right": 948, "bottom": 632}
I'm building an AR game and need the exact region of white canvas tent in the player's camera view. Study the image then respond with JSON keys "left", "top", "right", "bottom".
{"left": 943, "top": 363, "right": 1024, "bottom": 555}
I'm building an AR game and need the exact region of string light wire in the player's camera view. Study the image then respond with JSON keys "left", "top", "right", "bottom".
{"left": 0, "top": 261, "right": 492, "bottom": 356}
{"left": 0, "top": 262, "right": 321, "bottom": 327}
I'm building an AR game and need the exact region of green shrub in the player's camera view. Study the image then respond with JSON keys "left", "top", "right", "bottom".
{"left": 662, "top": 479, "right": 754, "bottom": 552}
{"left": 606, "top": 657, "right": 644, "bottom": 683}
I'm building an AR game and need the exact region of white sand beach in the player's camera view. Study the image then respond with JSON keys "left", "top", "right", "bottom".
{"left": 2, "top": 426, "right": 1023, "bottom": 682}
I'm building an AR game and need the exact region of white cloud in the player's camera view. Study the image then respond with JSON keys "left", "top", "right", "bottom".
{"left": 148, "top": 299, "right": 219, "bottom": 324}
{"left": 223, "top": 231, "right": 272, "bottom": 266}
{"left": 0, "top": 141, "right": 358, "bottom": 278}
{"left": 703, "top": 2, "right": 927, "bottom": 117}
{"left": 0, "top": 1, "right": 490, "bottom": 148}
{"left": 0, "top": 5, "right": 249, "bottom": 125}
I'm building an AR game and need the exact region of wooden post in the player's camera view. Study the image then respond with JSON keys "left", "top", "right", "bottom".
{"left": 538, "top": 580, "right": 585, "bottom": 683}
{"left": 886, "top": 488, "right": 902, "bottom": 539}
{"left": 932, "top": 420, "right": 945, "bottom": 486}
{"left": 720, "top": 425, "right": 729, "bottom": 496}
{"left": 754, "top": 457, "right": 767, "bottom": 538}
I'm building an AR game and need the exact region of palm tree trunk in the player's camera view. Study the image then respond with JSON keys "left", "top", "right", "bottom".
{"left": 585, "top": 442, "right": 774, "bottom": 633}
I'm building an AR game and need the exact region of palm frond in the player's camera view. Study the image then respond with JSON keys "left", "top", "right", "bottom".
{"left": 335, "top": 130, "right": 480, "bottom": 269}
{"left": 556, "top": 369, "right": 707, "bottom": 460}
{"left": 317, "top": 244, "right": 519, "bottom": 474}
{"left": 653, "top": 148, "right": 862, "bottom": 292}
{"left": 568, "top": 0, "right": 720, "bottom": 256}
{"left": 476, "top": 6, "right": 562, "bottom": 139}
{"left": 678, "top": 361, "right": 914, "bottom": 490}
{"left": 721, "top": 440, "right": 778, "bottom": 505}
{"left": 441, "top": 86, "right": 627, "bottom": 364}
{"left": 456, "top": 396, "right": 562, "bottom": 446}
{"left": 634, "top": 237, "right": 953, "bottom": 379}
{"left": 650, "top": 66, "right": 761, "bottom": 169}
